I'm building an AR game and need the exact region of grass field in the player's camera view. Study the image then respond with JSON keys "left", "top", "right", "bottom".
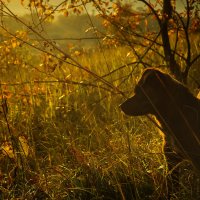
{"left": 0, "top": 45, "right": 198, "bottom": 199}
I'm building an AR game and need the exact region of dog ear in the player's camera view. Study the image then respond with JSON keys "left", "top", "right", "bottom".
{"left": 143, "top": 69, "right": 169, "bottom": 88}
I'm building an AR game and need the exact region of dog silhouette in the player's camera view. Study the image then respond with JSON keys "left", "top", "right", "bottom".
{"left": 120, "top": 68, "right": 200, "bottom": 197}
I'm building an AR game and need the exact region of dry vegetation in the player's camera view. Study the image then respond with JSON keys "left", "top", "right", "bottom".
{"left": 0, "top": 43, "right": 199, "bottom": 199}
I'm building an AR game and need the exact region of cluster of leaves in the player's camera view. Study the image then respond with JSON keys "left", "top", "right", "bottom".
{"left": 0, "top": 30, "right": 28, "bottom": 80}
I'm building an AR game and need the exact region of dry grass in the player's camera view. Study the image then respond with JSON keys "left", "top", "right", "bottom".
{"left": 0, "top": 46, "right": 198, "bottom": 199}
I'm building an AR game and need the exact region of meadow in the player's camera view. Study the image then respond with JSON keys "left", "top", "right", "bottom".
{"left": 0, "top": 45, "right": 198, "bottom": 200}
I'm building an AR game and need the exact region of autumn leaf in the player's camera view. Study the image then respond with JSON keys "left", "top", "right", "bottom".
{"left": 64, "top": 10, "right": 69, "bottom": 17}
{"left": 19, "top": 135, "right": 29, "bottom": 157}
{"left": 2, "top": 141, "right": 14, "bottom": 158}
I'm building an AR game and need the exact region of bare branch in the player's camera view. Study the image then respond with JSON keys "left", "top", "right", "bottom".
{"left": 139, "top": 0, "right": 161, "bottom": 26}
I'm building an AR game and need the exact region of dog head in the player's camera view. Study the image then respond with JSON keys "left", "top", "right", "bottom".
{"left": 120, "top": 68, "right": 170, "bottom": 116}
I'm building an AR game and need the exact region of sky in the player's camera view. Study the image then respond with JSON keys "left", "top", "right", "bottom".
{"left": 5, "top": 0, "right": 64, "bottom": 16}
{"left": 5, "top": 0, "right": 186, "bottom": 16}
{"left": 5, "top": 1, "right": 28, "bottom": 15}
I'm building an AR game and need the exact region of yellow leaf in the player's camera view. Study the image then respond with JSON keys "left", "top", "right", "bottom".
{"left": 19, "top": 135, "right": 29, "bottom": 157}
{"left": 2, "top": 141, "right": 14, "bottom": 158}
{"left": 126, "top": 52, "right": 131, "bottom": 57}
{"left": 74, "top": 51, "right": 81, "bottom": 56}
{"left": 12, "top": 41, "right": 17, "bottom": 48}
{"left": 64, "top": 10, "right": 69, "bottom": 17}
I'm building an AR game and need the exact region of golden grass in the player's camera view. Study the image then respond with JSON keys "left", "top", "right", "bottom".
{"left": 0, "top": 46, "right": 198, "bottom": 199}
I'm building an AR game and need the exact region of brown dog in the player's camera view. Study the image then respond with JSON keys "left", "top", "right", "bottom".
{"left": 120, "top": 68, "right": 200, "bottom": 197}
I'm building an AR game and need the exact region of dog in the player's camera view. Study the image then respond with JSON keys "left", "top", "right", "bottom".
{"left": 120, "top": 68, "right": 200, "bottom": 197}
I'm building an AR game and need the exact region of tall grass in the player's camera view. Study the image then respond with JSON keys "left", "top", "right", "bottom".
{"left": 0, "top": 46, "right": 197, "bottom": 199}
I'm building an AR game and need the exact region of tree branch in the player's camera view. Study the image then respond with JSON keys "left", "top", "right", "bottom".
{"left": 161, "top": 0, "right": 182, "bottom": 81}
